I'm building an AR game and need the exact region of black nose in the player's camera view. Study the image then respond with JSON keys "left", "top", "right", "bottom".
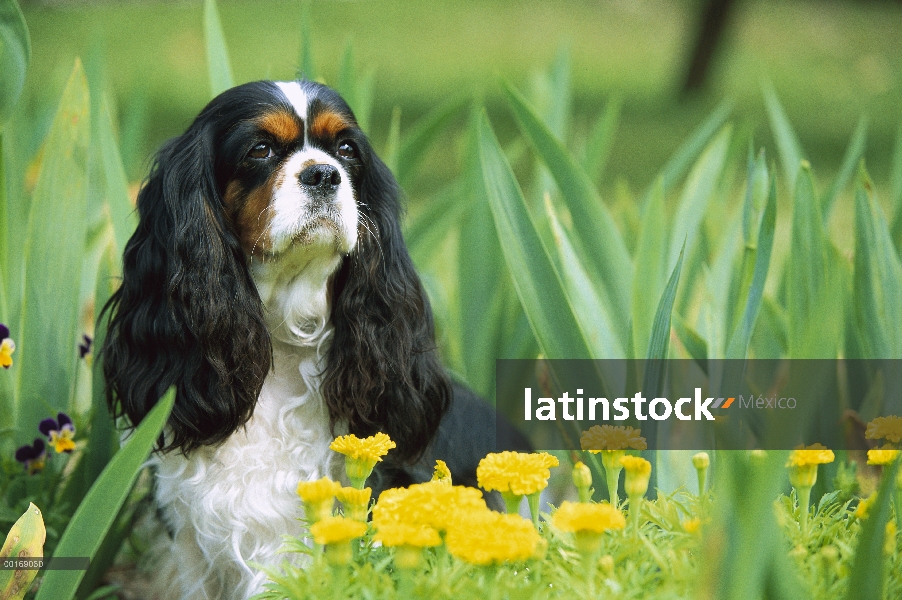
{"left": 299, "top": 164, "right": 341, "bottom": 190}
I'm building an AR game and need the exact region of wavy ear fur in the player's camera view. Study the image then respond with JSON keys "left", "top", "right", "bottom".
{"left": 101, "top": 121, "right": 271, "bottom": 453}
{"left": 322, "top": 150, "right": 451, "bottom": 464}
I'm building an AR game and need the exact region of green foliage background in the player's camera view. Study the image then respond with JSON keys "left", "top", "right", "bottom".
{"left": 1, "top": 0, "right": 902, "bottom": 598}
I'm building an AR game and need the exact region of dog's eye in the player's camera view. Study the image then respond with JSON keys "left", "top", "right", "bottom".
{"left": 248, "top": 143, "right": 273, "bottom": 159}
{"left": 337, "top": 142, "right": 357, "bottom": 160}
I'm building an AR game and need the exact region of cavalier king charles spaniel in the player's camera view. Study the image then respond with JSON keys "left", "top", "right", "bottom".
{"left": 101, "top": 80, "right": 519, "bottom": 599}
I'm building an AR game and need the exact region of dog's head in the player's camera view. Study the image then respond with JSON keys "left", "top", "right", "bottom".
{"left": 102, "top": 80, "right": 450, "bottom": 461}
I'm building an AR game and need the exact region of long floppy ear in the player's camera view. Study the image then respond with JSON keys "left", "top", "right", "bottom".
{"left": 322, "top": 150, "right": 451, "bottom": 464}
{"left": 100, "top": 123, "right": 271, "bottom": 453}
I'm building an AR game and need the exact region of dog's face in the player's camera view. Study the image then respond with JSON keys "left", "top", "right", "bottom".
{"left": 102, "top": 80, "right": 450, "bottom": 461}
{"left": 214, "top": 82, "right": 362, "bottom": 259}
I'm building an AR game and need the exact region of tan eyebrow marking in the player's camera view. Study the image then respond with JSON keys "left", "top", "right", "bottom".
{"left": 257, "top": 110, "right": 302, "bottom": 143}
{"left": 310, "top": 111, "right": 351, "bottom": 139}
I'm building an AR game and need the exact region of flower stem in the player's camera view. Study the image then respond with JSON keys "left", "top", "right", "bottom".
{"left": 628, "top": 496, "right": 642, "bottom": 534}
{"left": 605, "top": 466, "right": 621, "bottom": 506}
{"left": 696, "top": 469, "right": 707, "bottom": 498}
{"left": 527, "top": 492, "right": 541, "bottom": 528}
{"left": 501, "top": 491, "right": 522, "bottom": 515}
{"left": 797, "top": 486, "right": 812, "bottom": 537}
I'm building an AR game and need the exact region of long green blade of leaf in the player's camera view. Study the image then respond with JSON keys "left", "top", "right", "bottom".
{"left": 99, "top": 97, "right": 137, "bottom": 262}
{"left": 821, "top": 115, "right": 867, "bottom": 221}
{"left": 503, "top": 81, "right": 632, "bottom": 332}
{"left": 545, "top": 194, "right": 624, "bottom": 357}
{"left": 726, "top": 175, "right": 776, "bottom": 358}
{"left": 889, "top": 122, "right": 902, "bottom": 253}
{"left": 15, "top": 60, "right": 90, "bottom": 440}
{"left": 844, "top": 457, "right": 901, "bottom": 600}
{"left": 582, "top": 95, "right": 621, "bottom": 185}
{"left": 763, "top": 84, "right": 806, "bottom": 190}
{"left": 641, "top": 100, "right": 732, "bottom": 206}
{"left": 853, "top": 165, "right": 902, "bottom": 358}
{"left": 0, "top": 0, "right": 30, "bottom": 130}
{"left": 477, "top": 111, "right": 593, "bottom": 359}
{"left": 394, "top": 97, "right": 466, "bottom": 189}
{"left": 297, "top": 1, "right": 315, "bottom": 80}
{"left": 786, "top": 162, "right": 836, "bottom": 357}
{"left": 646, "top": 244, "right": 684, "bottom": 362}
{"left": 35, "top": 388, "right": 175, "bottom": 600}
{"left": 203, "top": 0, "right": 234, "bottom": 98}
{"left": 668, "top": 125, "right": 732, "bottom": 265}
{"left": 631, "top": 178, "right": 668, "bottom": 358}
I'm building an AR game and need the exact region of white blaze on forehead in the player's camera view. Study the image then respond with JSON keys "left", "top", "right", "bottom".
{"left": 275, "top": 81, "right": 309, "bottom": 122}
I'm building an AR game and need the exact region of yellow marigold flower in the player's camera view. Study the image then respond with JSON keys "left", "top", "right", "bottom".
{"left": 336, "top": 486, "right": 371, "bottom": 521}
{"left": 476, "top": 451, "right": 559, "bottom": 496}
{"left": 866, "top": 416, "right": 902, "bottom": 444}
{"left": 374, "top": 522, "right": 441, "bottom": 548}
{"left": 786, "top": 443, "right": 835, "bottom": 468}
{"left": 445, "top": 510, "right": 539, "bottom": 565}
{"left": 373, "top": 482, "right": 487, "bottom": 533}
{"left": 620, "top": 455, "right": 651, "bottom": 499}
{"left": 0, "top": 337, "right": 15, "bottom": 369}
{"left": 310, "top": 515, "right": 367, "bottom": 545}
{"left": 855, "top": 494, "right": 876, "bottom": 520}
{"left": 297, "top": 477, "right": 341, "bottom": 522}
{"left": 431, "top": 459, "right": 452, "bottom": 485}
{"left": 580, "top": 425, "right": 647, "bottom": 453}
{"left": 330, "top": 432, "right": 396, "bottom": 461}
{"left": 551, "top": 501, "right": 626, "bottom": 534}
{"left": 297, "top": 477, "right": 341, "bottom": 503}
{"left": 867, "top": 447, "right": 901, "bottom": 466}
{"left": 682, "top": 517, "right": 702, "bottom": 534}
{"left": 552, "top": 501, "right": 625, "bottom": 556}
{"left": 330, "top": 432, "right": 396, "bottom": 488}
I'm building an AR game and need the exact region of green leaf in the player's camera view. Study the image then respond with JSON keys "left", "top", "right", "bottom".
{"left": 405, "top": 180, "right": 468, "bottom": 266}
{"left": 844, "top": 457, "right": 901, "bottom": 600}
{"left": 668, "top": 125, "right": 732, "bottom": 266}
{"left": 98, "top": 97, "right": 137, "bottom": 262}
{"left": 35, "top": 388, "right": 175, "bottom": 600}
{"left": 642, "top": 244, "right": 684, "bottom": 398}
{"left": 502, "top": 81, "right": 632, "bottom": 333}
{"left": 297, "top": 1, "right": 315, "bottom": 80}
{"left": 763, "top": 84, "right": 806, "bottom": 191}
{"left": 672, "top": 314, "right": 708, "bottom": 371}
{"left": 394, "top": 97, "right": 465, "bottom": 189}
{"left": 631, "top": 178, "right": 668, "bottom": 358}
{"left": 646, "top": 244, "right": 684, "bottom": 361}
{"left": 334, "top": 41, "right": 374, "bottom": 134}
{"left": 544, "top": 194, "right": 624, "bottom": 357}
{"left": 203, "top": 0, "right": 234, "bottom": 98}
{"left": 889, "top": 122, "right": 902, "bottom": 254}
{"left": 581, "top": 96, "right": 621, "bottom": 185}
{"left": 786, "top": 162, "right": 837, "bottom": 357}
{"left": 642, "top": 100, "right": 732, "bottom": 206}
{"left": 821, "top": 115, "right": 867, "bottom": 221}
{"left": 15, "top": 60, "right": 90, "bottom": 441}
{"left": 726, "top": 174, "right": 776, "bottom": 358}
{"left": 382, "top": 106, "right": 401, "bottom": 174}
{"left": 0, "top": 0, "right": 30, "bottom": 130}
{"left": 477, "top": 111, "right": 593, "bottom": 359}
{"left": 853, "top": 165, "right": 902, "bottom": 358}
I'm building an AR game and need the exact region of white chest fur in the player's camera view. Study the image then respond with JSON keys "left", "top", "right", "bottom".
{"left": 148, "top": 342, "right": 343, "bottom": 599}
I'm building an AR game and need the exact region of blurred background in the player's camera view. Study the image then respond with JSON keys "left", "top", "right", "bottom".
{"left": 13, "top": 0, "right": 902, "bottom": 195}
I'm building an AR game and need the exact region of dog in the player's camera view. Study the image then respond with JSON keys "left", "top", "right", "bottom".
{"left": 100, "top": 79, "right": 523, "bottom": 599}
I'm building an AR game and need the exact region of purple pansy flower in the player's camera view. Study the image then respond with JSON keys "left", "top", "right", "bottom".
{"left": 14, "top": 439, "right": 47, "bottom": 474}
{"left": 39, "top": 412, "right": 76, "bottom": 453}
